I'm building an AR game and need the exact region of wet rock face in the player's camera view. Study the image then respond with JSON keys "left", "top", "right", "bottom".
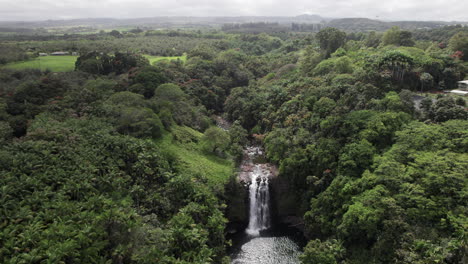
{"left": 270, "top": 177, "right": 305, "bottom": 232}
{"left": 238, "top": 146, "right": 277, "bottom": 182}
{"left": 225, "top": 179, "right": 249, "bottom": 233}
{"left": 214, "top": 115, "right": 232, "bottom": 130}
{"left": 227, "top": 146, "right": 277, "bottom": 234}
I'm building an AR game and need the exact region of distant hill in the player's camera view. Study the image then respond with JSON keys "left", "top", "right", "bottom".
{"left": 0, "top": 15, "right": 466, "bottom": 32}
{"left": 326, "top": 18, "right": 463, "bottom": 31}
{"left": 327, "top": 18, "right": 389, "bottom": 31}
{"left": 0, "top": 18, "right": 120, "bottom": 28}
{"left": 0, "top": 15, "right": 326, "bottom": 29}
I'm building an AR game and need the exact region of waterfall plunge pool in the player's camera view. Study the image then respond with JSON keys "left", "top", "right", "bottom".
{"left": 229, "top": 224, "right": 306, "bottom": 264}
{"left": 229, "top": 146, "right": 305, "bottom": 264}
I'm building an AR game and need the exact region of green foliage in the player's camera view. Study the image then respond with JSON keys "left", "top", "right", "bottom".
{"left": 264, "top": 128, "right": 291, "bottom": 163}
{"left": 0, "top": 120, "right": 12, "bottom": 142}
{"left": 158, "top": 108, "right": 174, "bottom": 129}
{"left": 145, "top": 54, "right": 187, "bottom": 65}
{"left": 365, "top": 31, "right": 381, "bottom": 48}
{"left": 114, "top": 107, "right": 164, "bottom": 138}
{"left": 152, "top": 83, "right": 211, "bottom": 131}
{"left": 107, "top": 91, "right": 146, "bottom": 107}
{"left": 75, "top": 52, "right": 149, "bottom": 75}
{"left": 132, "top": 66, "right": 168, "bottom": 98}
{"left": 154, "top": 83, "right": 186, "bottom": 102}
{"left": 300, "top": 46, "right": 324, "bottom": 76}
{"left": 4, "top": 75, "right": 68, "bottom": 136}
{"left": 338, "top": 139, "right": 376, "bottom": 177}
{"left": 1, "top": 117, "right": 156, "bottom": 262}
{"left": 331, "top": 48, "right": 347, "bottom": 58}
{"left": 64, "top": 78, "right": 116, "bottom": 116}
{"left": 156, "top": 126, "right": 234, "bottom": 187}
{"left": 338, "top": 185, "right": 389, "bottom": 240}
{"left": 378, "top": 50, "right": 414, "bottom": 82}
{"left": 448, "top": 32, "right": 468, "bottom": 60}
{"left": 228, "top": 120, "right": 248, "bottom": 146}
{"left": 227, "top": 120, "right": 248, "bottom": 163}
{"left": 300, "top": 239, "right": 345, "bottom": 264}
{"left": 0, "top": 114, "right": 232, "bottom": 263}
{"left": 188, "top": 44, "right": 217, "bottom": 60}
{"left": 0, "top": 44, "right": 31, "bottom": 65}
{"left": 420, "top": 96, "right": 468, "bottom": 122}
{"left": 201, "top": 126, "right": 230, "bottom": 154}
{"left": 225, "top": 86, "right": 266, "bottom": 130}
{"left": 313, "top": 56, "right": 354, "bottom": 75}
{"left": 316, "top": 27, "right": 347, "bottom": 57}
{"left": 305, "top": 120, "right": 468, "bottom": 263}
{"left": 313, "top": 97, "right": 336, "bottom": 117}
{"left": 382, "top": 26, "right": 415, "bottom": 47}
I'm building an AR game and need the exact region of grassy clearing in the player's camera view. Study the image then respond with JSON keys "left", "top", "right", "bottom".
{"left": 2, "top": 56, "right": 78, "bottom": 72}
{"left": 3, "top": 54, "right": 186, "bottom": 72}
{"left": 144, "top": 54, "right": 187, "bottom": 65}
{"left": 156, "top": 126, "right": 234, "bottom": 187}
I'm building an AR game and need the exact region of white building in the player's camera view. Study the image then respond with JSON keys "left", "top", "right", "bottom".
{"left": 450, "top": 90, "right": 468, "bottom": 96}
{"left": 458, "top": 80, "right": 468, "bottom": 90}
{"left": 51, "top": 51, "right": 70, "bottom": 56}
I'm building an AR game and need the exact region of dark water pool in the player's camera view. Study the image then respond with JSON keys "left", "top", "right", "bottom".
{"left": 229, "top": 226, "right": 306, "bottom": 264}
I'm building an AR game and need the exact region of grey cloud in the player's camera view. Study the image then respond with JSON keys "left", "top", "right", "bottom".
{"left": 0, "top": 0, "right": 466, "bottom": 21}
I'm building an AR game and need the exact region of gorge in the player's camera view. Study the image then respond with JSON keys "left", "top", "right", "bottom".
{"left": 229, "top": 146, "right": 304, "bottom": 264}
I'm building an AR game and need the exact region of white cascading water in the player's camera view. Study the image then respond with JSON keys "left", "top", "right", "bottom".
{"left": 231, "top": 146, "right": 302, "bottom": 264}
{"left": 246, "top": 164, "right": 271, "bottom": 236}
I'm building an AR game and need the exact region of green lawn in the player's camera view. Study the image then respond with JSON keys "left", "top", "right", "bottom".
{"left": 2, "top": 54, "right": 187, "bottom": 72}
{"left": 2, "top": 56, "right": 78, "bottom": 72}
{"left": 155, "top": 126, "right": 234, "bottom": 187}
{"left": 144, "top": 54, "right": 187, "bottom": 65}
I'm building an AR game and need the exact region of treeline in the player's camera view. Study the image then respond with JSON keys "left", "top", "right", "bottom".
{"left": 1, "top": 30, "right": 229, "bottom": 60}
{"left": 0, "top": 27, "right": 36, "bottom": 33}
{"left": 222, "top": 22, "right": 290, "bottom": 33}
{"left": 412, "top": 24, "right": 468, "bottom": 42}
{"left": 222, "top": 22, "right": 324, "bottom": 33}
{"left": 16, "top": 35, "right": 225, "bottom": 56}
{"left": 0, "top": 44, "right": 33, "bottom": 65}
{"left": 291, "top": 23, "right": 324, "bottom": 32}
{"left": 220, "top": 20, "right": 461, "bottom": 35}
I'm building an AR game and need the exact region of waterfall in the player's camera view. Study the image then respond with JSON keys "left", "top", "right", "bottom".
{"left": 231, "top": 146, "right": 303, "bottom": 264}
{"left": 246, "top": 164, "right": 271, "bottom": 236}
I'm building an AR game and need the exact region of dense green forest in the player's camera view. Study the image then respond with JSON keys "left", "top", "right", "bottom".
{"left": 0, "top": 24, "right": 467, "bottom": 263}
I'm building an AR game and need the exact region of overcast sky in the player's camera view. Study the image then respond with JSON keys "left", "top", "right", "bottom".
{"left": 0, "top": 0, "right": 467, "bottom": 22}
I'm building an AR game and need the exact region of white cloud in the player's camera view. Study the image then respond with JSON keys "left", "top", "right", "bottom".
{"left": 0, "top": 0, "right": 466, "bottom": 21}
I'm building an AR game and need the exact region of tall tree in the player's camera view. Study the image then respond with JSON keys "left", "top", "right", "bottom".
{"left": 448, "top": 32, "right": 468, "bottom": 60}
{"left": 316, "top": 27, "right": 346, "bottom": 58}
{"left": 382, "top": 26, "right": 415, "bottom": 47}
